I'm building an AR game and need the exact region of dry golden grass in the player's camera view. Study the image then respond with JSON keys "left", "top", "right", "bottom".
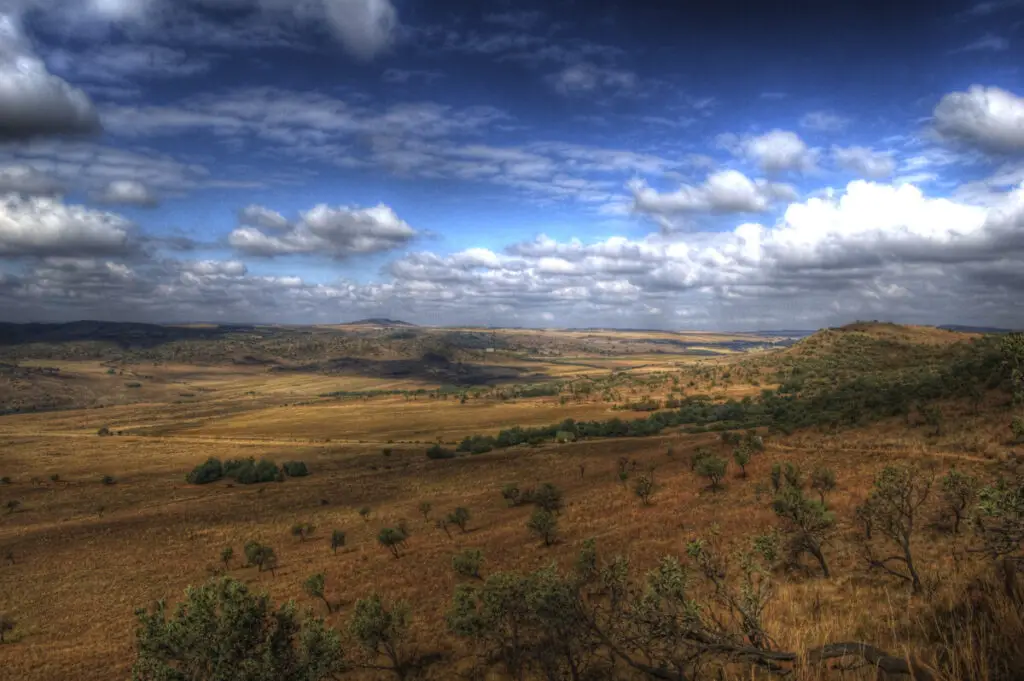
{"left": 0, "top": 329, "right": 1018, "bottom": 680}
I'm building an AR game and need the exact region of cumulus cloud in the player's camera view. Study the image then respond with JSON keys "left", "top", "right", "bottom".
{"left": 229, "top": 203, "right": 417, "bottom": 258}
{"left": 239, "top": 204, "right": 289, "bottom": 230}
{"left": 630, "top": 170, "right": 796, "bottom": 216}
{"left": 0, "top": 194, "right": 135, "bottom": 256}
{"left": 0, "top": 165, "right": 63, "bottom": 195}
{"left": 0, "top": 13, "right": 101, "bottom": 141}
{"left": 547, "top": 63, "right": 636, "bottom": 96}
{"left": 719, "top": 129, "right": 817, "bottom": 173}
{"left": 832, "top": 146, "right": 896, "bottom": 179}
{"left": 3, "top": 181, "right": 1024, "bottom": 329}
{"left": 934, "top": 85, "right": 1024, "bottom": 153}
{"left": 93, "top": 180, "right": 160, "bottom": 207}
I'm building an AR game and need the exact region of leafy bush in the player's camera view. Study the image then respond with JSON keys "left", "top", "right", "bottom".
{"left": 185, "top": 457, "right": 223, "bottom": 485}
{"left": 131, "top": 578, "right": 344, "bottom": 679}
{"left": 531, "top": 483, "right": 564, "bottom": 514}
{"left": 426, "top": 443, "right": 456, "bottom": 460}
{"left": 243, "top": 541, "right": 277, "bottom": 573}
{"left": 223, "top": 457, "right": 281, "bottom": 484}
{"left": 282, "top": 460, "right": 309, "bottom": 477}
{"left": 526, "top": 509, "right": 558, "bottom": 546}
{"left": 695, "top": 455, "right": 727, "bottom": 490}
{"left": 291, "top": 522, "right": 315, "bottom": 541}
{"left": 378, "top": 527, "right": 408, "bottom": 558}
{"left": 452, "top": 549, "right": 484, "bottom": 578}
{"left": 447, "top": 507, "right": 471, "bottom": 532}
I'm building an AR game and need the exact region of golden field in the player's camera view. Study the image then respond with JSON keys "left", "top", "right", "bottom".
{"left": 0, "top": 322, "right": 1021, "bottom": 681}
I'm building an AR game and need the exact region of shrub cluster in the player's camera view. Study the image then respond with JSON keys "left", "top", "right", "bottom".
{"left": 186, "top": 457, "right": 310, "bottom": 485}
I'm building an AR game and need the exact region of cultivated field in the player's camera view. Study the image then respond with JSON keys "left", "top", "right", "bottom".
{"left": 0, "top": 321, "right": 1022, "bottom": 681}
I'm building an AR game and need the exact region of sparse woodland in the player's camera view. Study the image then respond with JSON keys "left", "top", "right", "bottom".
{"left": 1, "top": 322, "right": 1023, "bottom": 680}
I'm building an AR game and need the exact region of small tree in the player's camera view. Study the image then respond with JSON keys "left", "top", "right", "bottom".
{"left": 378, "top": 527, "right": 407, "bottom": 559}
{"left": 940, "top": 467, "right": 978, "bottom": 534}
{"left": 220, "top": 546, "right": 233, "bottom": 571}
{"left": 331, "top": 530, "right": 346, "bottom": 554}
{"left": 973, "top": 477, "right": 1024, "bottom": 561}
{"left": 349, "top": 594, "right": 411, "bottom": 679}
{"left": 359, "top": 507, "right": 371, "bottom": 522}
{"left": 732, "top": 445, "right": 751, "bottom": 478}
{"left": 447, "top": 507, "right": 471, "bottom": 533}
{"left": 858, "top": 465, "right": 932, "bottom": 592}
{"left": 633, "top": 474, "right": 655, "bottom": 505}
{"left": 810, "top": 467, "right": 837, "bottom": 506}
{"left": 770, "top": 463, "right": 782, "bottom": 493}
{"left": 5, "top": 500, "right": 20, "bottom": 514}
{"left": 527, "top": 509, "right": 558, "bottom": 546}
{"left": 131, "top": 578, "right": 345, "bottom": 679}
{"left": 771, "top": 487, "right": 834, "bottom": 577}
{"left": 531, "top": 483, "right": 564, "bottom": 514}
{"left": 291, "top": 522, "right": 315, "bottom": 542}
{"left": 418, "top": 501, "right": 432, "bottom": 520}
{"left": 101, "top": 474, "right": 116, "bottom": 485}
{"left": 243, "top": 541, "right": 277, "bottom": 575}
{"left": 501, "top": 483, "right": 523, "bottom": 507}
{"left": 696, "top": 455, "right": 727, "bottom": 490}
{"left": 452, "top": 548, "right": 484, "bottom": 579}
{"left": 304, "top": 572, "right": 332, "bottom": 613}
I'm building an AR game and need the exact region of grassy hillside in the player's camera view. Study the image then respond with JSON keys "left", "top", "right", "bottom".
{"left": 0, "top": 323, "right": 1022, "bottom": 681}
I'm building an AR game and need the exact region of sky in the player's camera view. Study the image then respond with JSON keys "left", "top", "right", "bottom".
{"left": 0, "top": 0, "right": 1023, "bottom": 330}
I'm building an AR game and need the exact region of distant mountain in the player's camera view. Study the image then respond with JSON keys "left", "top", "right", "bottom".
{"left": 342, "top": 318, "right": 418, "bottom": 327}
{"left": 937, "top": 324, "right": 1019, "bottom": 334}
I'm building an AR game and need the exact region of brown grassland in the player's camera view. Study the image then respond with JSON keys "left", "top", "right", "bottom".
{"left": 0, "top": 321, "right": 1022, "bottom": 681}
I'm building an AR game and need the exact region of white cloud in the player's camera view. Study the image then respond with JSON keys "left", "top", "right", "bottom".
{"left": 719, "top": 129, "right": 817, "bottom": 173}
{"left": 0, "top": 13, "right": 101, "bottom": 141}
{"left": 0, "top": 194, "right": 135, "bottom": 256}
{"left": 321, "top": 0, "right": 398, "bottom": 61}
{"left": 800, "top": 111, "right": 850, "bottom": 132}
{"left": 93, "top": 179, "right": 160, "bottom": 207}
{"left": 239, "top": 204, "right": 289, "bottom": 229}
{"left": 630, "top": 170, "right": 795, "bottom": 216}
{"left": 547, "top": 63, "right": 636, "bottom": 96}
{"left": 832, "top": 146, "right": 896, "bottom": 179}
{"left": 934, "top": 85, "right": 1024, "bottom": 153}
{"left": 229, "top": 202, "right": 417, "bottom": 258}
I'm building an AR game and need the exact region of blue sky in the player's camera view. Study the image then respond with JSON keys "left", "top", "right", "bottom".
{"left": 0, "top": 0, "right": 1023, "bottom": 329}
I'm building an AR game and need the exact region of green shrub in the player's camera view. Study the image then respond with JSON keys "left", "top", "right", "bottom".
{"left": 291, "top": 522, "right": 315, "bottom": 541}
{"left": 695, "top": 455, "right": 727, "bottom": 490}
{"left": 452, "top": 549, "right": 484, "bottom": 579}
{"left": 282, "top": 460, "right": 309, "bottom": 477}
{"left": 185, "top": 458, "right": 223, "bottom": 485}
{"left": 378, "top": 527, "right": 407, "bottom": 558}
{"left": 131, "top": 578, "right": 344, "bottom": 678}
{"left": 447, "top": 507, "right": 471, "bottom": 532}
{"left": 426, "top": 443, "right": 456, "bottom": 460}
{"left": 101, "top": 475, "right": 116, "bottom": 486}
{"left": 526, "top": 509, "right": 558, "bottom": 546}
{"left": 243, "top": 541, "right": 277, "bottom": 573}
{"left": 530, "top": 483, "right": 564, "bottom": 514}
